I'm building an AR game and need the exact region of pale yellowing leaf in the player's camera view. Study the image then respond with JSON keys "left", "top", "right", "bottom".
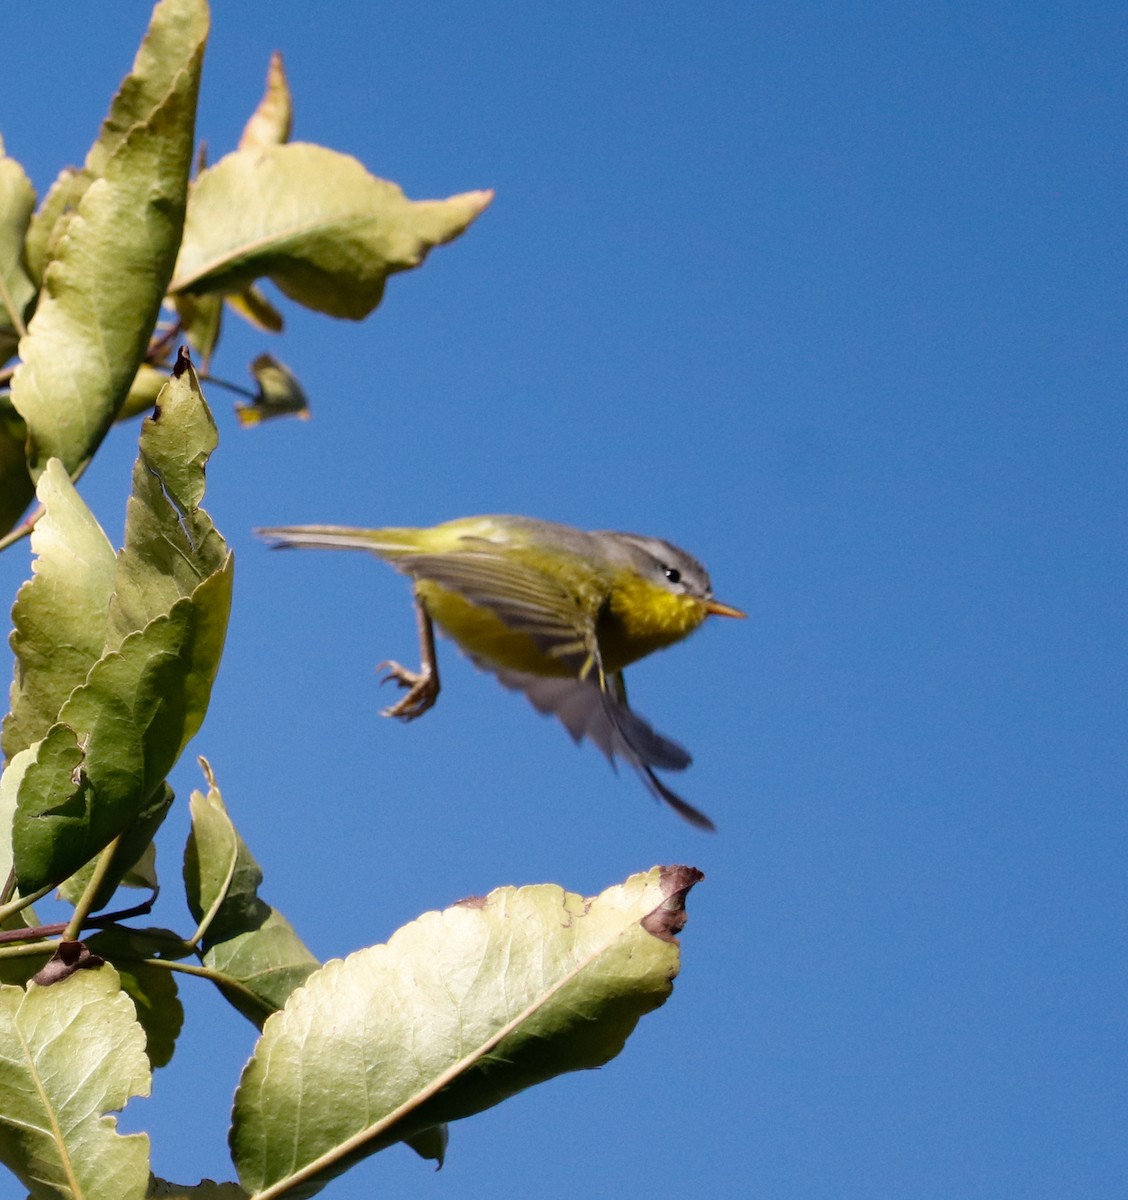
{"left": 3, "top": 458, "right": 118, "bottom": 760}
{"left": 0, "top": 146, "right": 36, "bottom": 364}
{"left": 0, "top": 965, "right": 151, "bottom": 1200}
{"left": 171, "top": 142, "right": 492, "bottom": 319}
{"left": 8, "top": 0, "right": 207, "bottom": 488}
{"left": 231, "top": 866, "right": 701, "bottom": 1199}
{"left": 239, "top": 52, "right": 293, "bottom": 150}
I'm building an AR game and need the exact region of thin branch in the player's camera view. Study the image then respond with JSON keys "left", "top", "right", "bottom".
{"left": 0, "top": 893, "right": 158, "bottom": 946}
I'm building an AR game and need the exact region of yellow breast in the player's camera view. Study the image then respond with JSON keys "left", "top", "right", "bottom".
{"left": 598, "top": 574, "right": 709, "bottom": 671}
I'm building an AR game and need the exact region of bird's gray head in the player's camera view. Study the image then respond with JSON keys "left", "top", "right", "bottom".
{"left": 601, "top": 532, "right": 717, "bottom": 601}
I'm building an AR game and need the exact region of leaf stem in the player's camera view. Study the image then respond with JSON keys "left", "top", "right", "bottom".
{"left": 0, "top": 879, "right": 58, "bottom": 926}
{"left": 0, "top": 271, "right": 27, "bottom": 340}
{"left": 141, "top": 956, "right": 277, "bottom": 1018}
{"left": 0, "top": 502, "right": 43, "bottom": 552}
{"left": 187, "top": 839, "right": 239, "bottom": 951}
{"left": 197, "top": 372, "right": 257, "bottom": 401}
{"left": 63, "top": 834, "right": 123, "bottom": 941}
{"left": 0, "top": 937, "right": 59, "bottom": 961}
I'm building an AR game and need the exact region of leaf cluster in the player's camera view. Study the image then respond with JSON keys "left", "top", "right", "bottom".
{"left": 0, "top": 2, "right": 702, "bottom": 1197}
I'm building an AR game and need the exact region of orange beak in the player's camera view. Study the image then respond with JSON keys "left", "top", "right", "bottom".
{"left": 704, "top": 598, "right": 747, "bottom": 619}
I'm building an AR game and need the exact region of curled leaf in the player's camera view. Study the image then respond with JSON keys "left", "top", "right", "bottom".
{"left": 236, "top": 354, "right": 309, "bottom": 426}
{"left": 172, "top": 142, "right": 492, "bottom": 320}
{"left": 239, "top": 52, "right": 293, "bottom": 150}
{"left": 184, "top": 762, "right": 319, "bottom": 1026}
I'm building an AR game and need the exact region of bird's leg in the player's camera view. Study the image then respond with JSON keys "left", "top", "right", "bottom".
{"left": 377, "top": 590, "right": 441, "bottom": 721}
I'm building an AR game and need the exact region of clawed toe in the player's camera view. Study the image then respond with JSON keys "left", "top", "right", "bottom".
{"left": 376, "top": 660, "right": 438, "bottom": 721}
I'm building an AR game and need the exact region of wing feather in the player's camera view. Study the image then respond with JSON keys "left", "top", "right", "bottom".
{"left": 396, "top": 551, "right": 595, "bottom": 669}
{"left": 488, "top": 664, "right": 715, "bottom": 830}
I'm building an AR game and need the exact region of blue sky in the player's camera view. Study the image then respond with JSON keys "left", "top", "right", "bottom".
{"left": 2, "top": 3, "right": 1125, "bottom": 1197}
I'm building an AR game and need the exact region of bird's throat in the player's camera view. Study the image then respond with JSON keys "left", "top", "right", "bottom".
{"left": 599, "top": 577, "right": 708, "bottom": 670}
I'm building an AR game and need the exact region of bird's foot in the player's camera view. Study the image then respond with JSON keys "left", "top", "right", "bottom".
{"left": 377, "top": 660, "right": 439, "bottom": 721}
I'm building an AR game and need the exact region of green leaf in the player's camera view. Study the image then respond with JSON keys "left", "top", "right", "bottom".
{"left": 172, "top": 291, "right": 224, "bottom": 363}
{"left": 107, "top": 358, "right": 229, "bottom": 651}
{"left": 8, "top": 0, "right": 207, "bottom": 495}
{"left": 223, "top": 285, "right": 283, "bottom": 334}
{"left": 56, "top": 783, "right": 173, "bottom": 911}
{"left": 118, "top": 363, "right": 171, "bottom": 422}
{"left": 0, "top": 415, "right": 34, "bottom": 546}
{"left": 235, "top": 354, "right": 309, "bottom": 426}
{"left": 87, "top": 927, "right": 184, "bottom": 1069}
{"left": 238, "top": 52, "right": 293, "bottom": 151}
{"left": 184, "top": 764, "right": 319, "bottom": 1026}
{"left": 231, "top": 866, "right": 702, "bottom": 1199}
{"left": 13, "top": 601, "right": 212, "bottom": 894}
{"left": 405, "top": 1124, "right": 448, "bottom": 1170}
{"left": 9, "top": 356, "right": 231, "bottom": 895}
{"left": 148, "top": 1178, "right": 247, "bottom": 1198}
{"left": 3, "top": 458, "right": 117, "bottom": 761}
{"left": 0, "top": 965, "right": 151, "bottom": 1200}
{"left": 0, "top": 747, "right": 35, "bottom": 926}
{"left": 84, "top": 0, "right": 208, "bottom": 182}
{"left": 22, "top": 168, "right": 84, "bottom": 291}
{"left": 171, "top": 143, "right": 493, "bottom": 320}
{"left": 0, "top": 142, "right": 37, "bottom": 366}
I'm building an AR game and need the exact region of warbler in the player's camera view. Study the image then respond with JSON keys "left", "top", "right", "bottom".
{"left": 256, "top": 515, "right": 745, "bottom": 830}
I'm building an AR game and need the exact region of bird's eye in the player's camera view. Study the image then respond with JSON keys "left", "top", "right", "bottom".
{"left": 664, "top": 567, "right": 682, "bottom": 584}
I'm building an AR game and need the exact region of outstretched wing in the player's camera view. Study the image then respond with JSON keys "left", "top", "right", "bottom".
{"left": 398, "top": 549, "right": 597, "bottom": 674}
{"left": 488, "top": 663, "right": 715, "bottom": 831}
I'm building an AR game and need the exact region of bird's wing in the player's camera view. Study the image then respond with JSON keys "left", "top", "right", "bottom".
{"left": 396, "top": 550, "right": 596, "bottom": 673}
{"left": 488, "top": 664, "right": 715, "bottom": 831}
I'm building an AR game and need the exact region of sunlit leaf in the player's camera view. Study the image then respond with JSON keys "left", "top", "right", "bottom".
{"left": 184, "top": 763, "right": 319, "bottom": 1027}
{"left": 224, "top": 285, "right": 283, "bottom": 333}
{"left": 172, "top": 291, "right": 223, "bottom": 363}
{"left": 119, "top": 362, "right": 172, "bottom": 422}
{"left": 231, "top": 866, "right": 701, "bottom": 1198}
{"left": 7, "top": 0, "right": 207, "bottom": 503}
{"left": 12, "top": 608, "right": 196, "bottom": 893}
{"left": 0, "top": 139, "right": 37, "bottom": 366}
{"left": 0, "top": 965, "right": 151, "bottom": 1200}
{"left": 3, "top": 458, "right": 117, "bottom": 761}
{"left": 10, "top": 357, "right": 232, "bottom": 894}
{"left": 56, "top": 782, "right": 172, "bottom": 911}
{"left": 239, "top": 52, "right": 293, "bottom": 151}
{"left": 171, "top": 142, "right": 492, "bottom": 320}
{"left": 87, "top": 926, "right": 184, "bottom": 1069}
{"left": 0, "top": 746, "right": 34, "bottom": 919}
{"left": 22, "top": 167, "right": 83, "bottom": 290}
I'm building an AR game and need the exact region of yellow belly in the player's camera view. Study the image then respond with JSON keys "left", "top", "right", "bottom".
{"left": 417, "top": 582, "right": 578, "bottom": 676}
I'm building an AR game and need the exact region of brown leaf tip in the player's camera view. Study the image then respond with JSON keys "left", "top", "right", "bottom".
{"left": 455, "top": 894, "right": 489, "bottom": 909}
{"left": 32, "top": 939, "right": 105, "bottom": 986}
{"left": 640, "top": 865, "right": 704, "bottom": 942}
{"left": 173, "top": 345, "right": 193, "bottom": 378}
